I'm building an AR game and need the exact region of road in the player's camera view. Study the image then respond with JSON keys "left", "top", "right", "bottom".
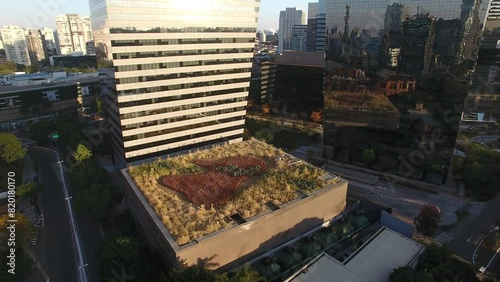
{"left": 30, "top": 147, "right": 102, "bottom": 282}
{"left": 448, "top": 193, "right": 500, "bottom": 265}
{"left": 345, "top": 179, "right": 485, "bottom": 226}
{"left": 31, "top": 147, "right": 78, "bottom": 282}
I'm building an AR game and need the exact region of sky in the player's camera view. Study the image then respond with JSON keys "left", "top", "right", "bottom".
{"left": 0, "top": 0, "right": 312, "bottom": 31}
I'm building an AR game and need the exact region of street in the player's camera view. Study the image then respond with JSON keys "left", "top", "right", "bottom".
{"left": 448, "top": 193, "right": 500, "bottom": 265}
{"left": 344, "top": 178, "right": 484, "bottom": 226}
{"left": 31, "top": 147, "right": 77, "bottom": 282}
{"left": 30, "top": 147, "right": 102, "bottom": 282}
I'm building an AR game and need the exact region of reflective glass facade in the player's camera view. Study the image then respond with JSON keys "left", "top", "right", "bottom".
{"left": 89, "top": 0, "right": 259, "bottom": 166}
{"left": 464, "top": 4, "right": 500, "bottom": 122}
{"left": 322, "top": 0, "right": 489, "bottom": 183}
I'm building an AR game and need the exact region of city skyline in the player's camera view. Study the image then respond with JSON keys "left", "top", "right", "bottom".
{"left": 0, "top": 0, "right": 312, "bottom": 31}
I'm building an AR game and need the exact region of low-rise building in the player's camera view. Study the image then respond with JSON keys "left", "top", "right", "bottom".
{"left": 260, "top": 51, "right": 324, "bottom": 112}
{"left": 290, "top": 226, "right": 425, "bottom": 282}
{"left": 49, "top": 54, "right": 97, "bottom": 69}
{"left": 0, "top": 72, "right": 101, "bottom": 129}
{"left": 121, "top": 139, "right": 348, "bottom": 270}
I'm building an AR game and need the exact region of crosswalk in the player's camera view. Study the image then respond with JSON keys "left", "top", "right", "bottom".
{"left": 434, "top": 232, "right": 454, "bottom": 246}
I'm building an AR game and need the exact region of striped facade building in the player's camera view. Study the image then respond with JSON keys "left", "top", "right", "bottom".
{"left": 89, "top": 0, "right": 260, "bottom": 166}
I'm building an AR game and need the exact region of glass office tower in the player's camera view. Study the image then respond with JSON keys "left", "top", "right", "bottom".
{"left": 89, "top": 0, "right": 260, "bottom": 166}
{"left": 464, "top": 1, "right": 500, "bottom": 122}
{"left": 322, "top": 0, "right": 489, "bottom": 183}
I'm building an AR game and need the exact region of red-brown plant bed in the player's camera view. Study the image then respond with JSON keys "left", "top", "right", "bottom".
{"left": 161, "top": 156, "right": 267, "bottom": 206}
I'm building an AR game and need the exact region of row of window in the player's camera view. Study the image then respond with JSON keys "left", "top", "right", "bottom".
{"left": 124, "top": 124, "right": 245, "bottom": 153}
{"left": 111, "top": 38, "right": 255, "bottom": 47}
{"left": 125, "top": 133, "right": 244, "bottom": 163}
{"left": 118, "top": 87, "right": 248, "bottom": 108}
{"left": 121, "top": 105, "right": 246, "bottom": 131}
{"left": 113, "top": 48, "right": 253, "bottom": 60}
{"left": 123, "top": 116, "right": 244, "bottom": 142}
{"left": 117, "top": 77, "right": 250, "bottom": 95}
{"left": 116, "top": 58, "right": 251, "bottom": 72}
{"left": 117, "top": 68, "right": 251, "bottom": 85}
{"left": 120, "top": 97, "right": 247, "bottom": 120}
{"left": 110, "top": 27, "right": 257, "bottom": 34}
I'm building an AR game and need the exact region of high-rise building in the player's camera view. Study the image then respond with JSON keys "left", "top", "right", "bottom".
{"left": 90, "top": 0, "right": 260, "bottom": 167}
{"left": 55, "top": 14, "right": 93, "bottom": 55}
{"left": 0, "top": 25, "right": 31, "bottom": 66}
{"left": 384, "top": 3, "right": 410, "bottom": 32}
{"left": 323, "top": 0, "right": 489, "bottom": 184}
{"left": 291, "top": 25, "right": 308, "bottom": 51}
{"left": 488, "top": 0, "right": 500, "bottom": 21}
{"left": 40, "top": 27, "right": 59, "bottom": 58}
{"left": 24, "top": 29, "right": 46, "bottom": 64}
{"left": 278, "top": 8, "right": 306, "bottom": 53}
{"left": 463, "top": 2, "right": 500, "bottom": 122}
{"left": 308, "top": 2, "right": 319, "bottom": 19}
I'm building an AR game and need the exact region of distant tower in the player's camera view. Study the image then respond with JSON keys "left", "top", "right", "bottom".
{"left": 343, "top": 5, "right": 351, "bottom": 42}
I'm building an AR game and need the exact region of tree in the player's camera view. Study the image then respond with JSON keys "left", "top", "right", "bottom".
{"left": 99, "top": 236, "right": 154, "bottom": 282}
{"left": 0, "top": 213, "right": 37, "bottom": 247}
{"left": 389, "top": 266, "right": 433, "bottom": 282}
{"left": 75, "top": 183, "right": 113, "bottom": 221}
{"left": 362, "top": 149, "right": 376, "bottom": 168}
{"left": 216, "top": 265, "right": 265, "bottom": 282}
{"left": 73, "top": 144, "right": 92, "bottom": 163}
{"left": 17, "top": 182, "right": 43, "bottom": 198}
{"left": 254, "top": 130, "right": 274, "bottom": 144}
{"left": 0, "top": 214, "right": 36, "bottom": 281}
{"left": 160, "top": 262, "right": 216, "bottom": 282}
{"left": 310, "top": 111, "right": 323, "bottom": 123}
{"left": 25, "top": 65, "right": 39, "bottom": 74}
{"left": 0, "top": 61, "right": 17, "bottom": 74}
{"left": 0, "top": 133, "right": 26, "bottom": 164}
{"left": 261, "top": 104, "right": 271, "bottom": 115}
{"left": 416, "top": 245, "right": 479, "bottom": 282}
{"left": 414, "top": 205, "right": 441, "bottom": 236}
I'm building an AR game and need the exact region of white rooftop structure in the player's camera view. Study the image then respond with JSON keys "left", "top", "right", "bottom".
{"left": 291, "top": 227, "right": 425, "bottom": 282}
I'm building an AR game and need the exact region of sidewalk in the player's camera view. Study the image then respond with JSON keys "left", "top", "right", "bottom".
{"left": 20, "top": 153, "right": 49, "bottom": 282}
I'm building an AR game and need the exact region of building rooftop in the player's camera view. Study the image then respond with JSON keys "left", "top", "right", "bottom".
{"left": 292, "top": 227, "right": 425, "bottom": 282}
{"left": 0, "top": 72, "right": 101, "bottom": 94}
{"left": 324, "top": 91, "right": 398, "bottom": 112}
{"left": 274, "top": 51, "right": 325, "bottom": 68}
{"left": 125, "top": 139, "right": 343, "bottom": 246}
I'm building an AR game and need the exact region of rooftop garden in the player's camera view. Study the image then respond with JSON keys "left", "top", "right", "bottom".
{"left": 324, "top": 91, "right": 398, "bottom": 112}
{"left": 129, "top": 139, "right": 340, "bottom": 245}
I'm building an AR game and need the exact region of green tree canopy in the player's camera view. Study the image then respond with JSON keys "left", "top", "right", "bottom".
{"left": 416, "top": 245, "right": 479, "bottom": 282}
{"left": 389, "top": 266, "right": 433, "bottom": 282}
{"left": 75, "top": 183, "right": 113, "bottom": 221}
{"left": 362, "top": 148, "right": 376, "bottom": 168}
{"left": 17, "top": 182, "right": 43, "bottom": 198}
{"left": 99, "top": 236, "right": 154, "bottom": 282}
{"left": 159, "top": 262, "right": 264, "bottom": 282}
{"left": 0, "top": 133, "right": 26, "bottom": 164}
{"left": 414, "top": 205, "right": 441, "bottom": 236}
{"left": 73, "top": 144, "right": 92, "bottom": 163}
{"left": 0, "top": 61, "right": 17, "bottom": 74}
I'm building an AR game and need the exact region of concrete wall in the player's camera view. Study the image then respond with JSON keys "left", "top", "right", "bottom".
{"left": 176, "top": 181, "right": 348, "bottom": 269}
